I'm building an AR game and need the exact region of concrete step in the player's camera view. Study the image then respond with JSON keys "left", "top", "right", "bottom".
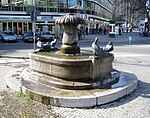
{"left": 21, "top": 68, "right": 120, "bottom": 90}
{"left": 6, "top": 71, "right": 138, "bottom": 108}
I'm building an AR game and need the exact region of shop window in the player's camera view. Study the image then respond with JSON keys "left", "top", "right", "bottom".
{"left": 8, "top": 22, "right": 12, "bottom": 31}
{"left": 3, "top": 22, "right": 6, "bottom": 31}
{"left": 24, "top": 22, "right": 28, "bottom": 32}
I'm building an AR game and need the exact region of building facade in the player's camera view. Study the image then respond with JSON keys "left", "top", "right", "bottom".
{"left": 0, "top": 0, "right": 114, "bottom": 35}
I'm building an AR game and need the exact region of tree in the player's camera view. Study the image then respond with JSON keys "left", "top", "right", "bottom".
{"left": 113, "top": 0, "right": 148, "bottom": 33}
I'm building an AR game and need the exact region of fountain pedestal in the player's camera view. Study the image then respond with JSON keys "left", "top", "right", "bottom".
{"left": 60, "top": 44, "right": 80, "bottom": 55}
{"left": 55, "top": 14, "right": 84, "bottom": 55}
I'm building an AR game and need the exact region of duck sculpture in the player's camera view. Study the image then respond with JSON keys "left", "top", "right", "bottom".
{"left": 50, "top": 37, "right": 57, "bottom": 49}
{"left": 92, "top": 37, "right": 102, "bottom": 57}
{"left": 103, "top": 41, "right": 114, "bottom": 53}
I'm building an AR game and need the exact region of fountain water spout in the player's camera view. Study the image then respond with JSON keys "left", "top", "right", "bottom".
{"left": 55, "top": 13, "right": 85, "bottom": 54}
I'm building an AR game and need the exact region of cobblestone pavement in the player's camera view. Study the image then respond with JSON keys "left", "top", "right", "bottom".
{"left": 0, "top": 32, "right": 150, "bottom": 118}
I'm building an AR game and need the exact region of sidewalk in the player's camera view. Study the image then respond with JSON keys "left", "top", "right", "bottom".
{"left": 0, "top": 58, "right": 29, "bottom": 64}
{"left": 83, "top": 32, "right": 149, "bottom": 42}
{"left": 0, "top": 54, "right": 30, "bottom": 64}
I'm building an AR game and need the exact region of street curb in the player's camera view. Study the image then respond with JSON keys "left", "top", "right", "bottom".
{"left": 0, "top": 59, "right": 29, "bottom": 64}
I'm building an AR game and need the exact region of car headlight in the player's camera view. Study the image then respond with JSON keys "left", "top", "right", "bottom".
{"left": 3, "top": 36, "right": 9, "bottom": 39}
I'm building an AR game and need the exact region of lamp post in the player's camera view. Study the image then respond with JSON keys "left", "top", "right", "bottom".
{"left": 126, "top": 0, "right": 129, "bottom": 33}
{"left": 145, "top": 0, "right": 150, "bottom": 37}
{"left": 26, "top": 5, "right": 40, "bottom": 51}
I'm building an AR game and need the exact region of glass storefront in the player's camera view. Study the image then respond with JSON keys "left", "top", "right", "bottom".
{"left": 0, "top": 0, "right": 114, "bottom": 35}
{"left": 0, "top": 0, "right": 113, "bottom": 19}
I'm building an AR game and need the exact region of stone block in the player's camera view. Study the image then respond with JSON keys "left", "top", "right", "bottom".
{"left": 94, "top": 87, "right": 126, "bottom": 105}
{"left": 6, "top": 75, "right": 22, "bottom": 92}
{"left": 50, "top": 96, "right": 96, "bottom": 108}
{"left": 126, "top": 80, "right": 138, "bottom": 95}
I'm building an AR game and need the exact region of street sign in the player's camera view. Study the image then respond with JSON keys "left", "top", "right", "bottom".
{"left": 26, "top": 6, "right": 40, "bottom": 22}
{"left": 31, "top": 13, "right": 36, "bottom": 22}
{"left": 31, "top": 10, "right": 40, "bottom": 22}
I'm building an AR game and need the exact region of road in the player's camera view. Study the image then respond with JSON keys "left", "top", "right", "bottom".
{"left": 0, "top": 32, "right": 150, "bottom": 58}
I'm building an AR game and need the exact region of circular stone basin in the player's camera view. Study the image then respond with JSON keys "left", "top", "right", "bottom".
{"left": 29, "top": 51, "right": 114, "bottom": 81}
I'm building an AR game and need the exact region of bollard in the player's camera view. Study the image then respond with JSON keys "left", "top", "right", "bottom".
{"left": 128, "top": 36, "right": 132, "bottom": 44}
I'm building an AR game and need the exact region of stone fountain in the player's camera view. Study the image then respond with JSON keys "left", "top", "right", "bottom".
{"left": 6, "top": 14, "right": 138, "bottom": 108}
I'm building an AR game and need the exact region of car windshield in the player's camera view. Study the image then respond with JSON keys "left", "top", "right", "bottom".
{"left": 4, "top": 32, "right": 14, "bottom": 35}
{"left": 43, "top": 32, "right": 51, "bottom": 35}
{"left": 25, "top": 32, "right": 33, "bottom": 36}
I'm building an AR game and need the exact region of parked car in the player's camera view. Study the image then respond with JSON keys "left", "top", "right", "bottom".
{"left": 39, "top": 32, "right": 54, "bottom": 42}
{"left": 23, "top": 31, "right": 34, "bottom": 43}
{"left": 16, "top": 34, "right": 23, "bottom": 41}
{"left": 1, "top": 31, "right": 17, "bottom": 42}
